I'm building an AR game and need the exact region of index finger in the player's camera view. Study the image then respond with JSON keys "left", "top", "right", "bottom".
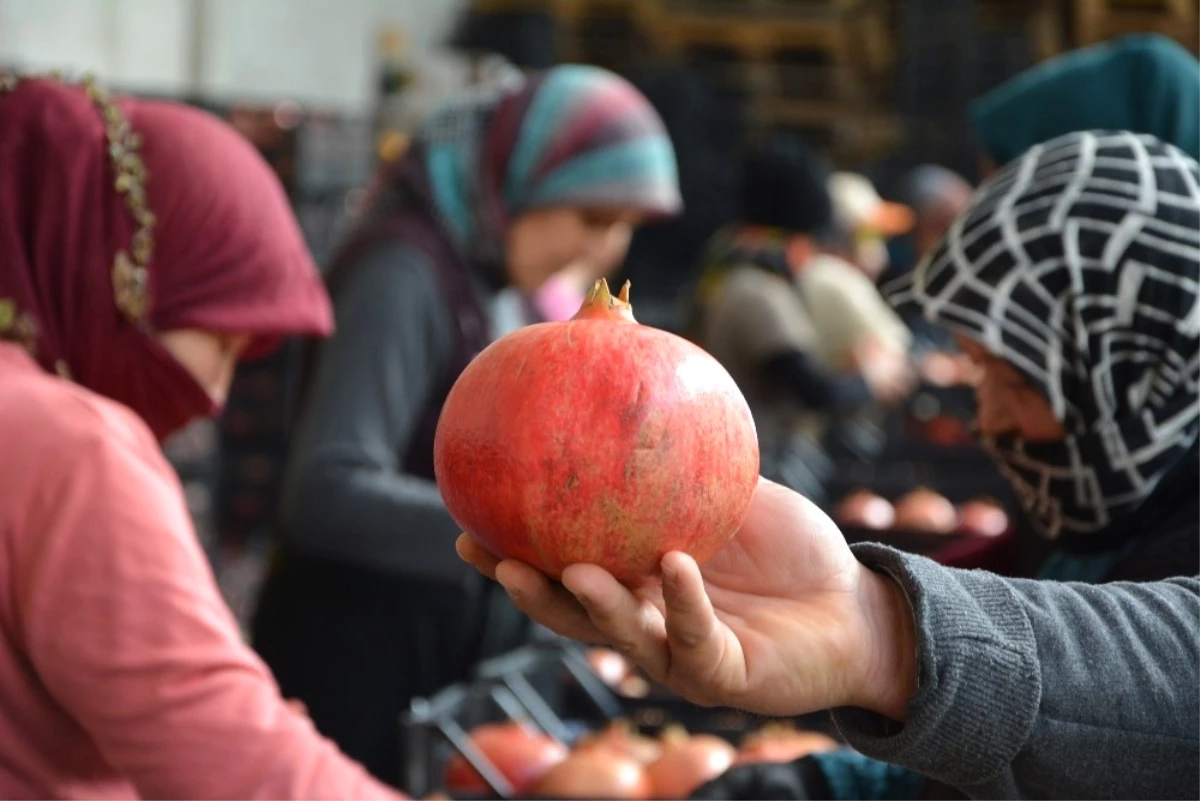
{"left": 456, "top": 533, "right": 499, "bottom": 580}
{"left": 495, "top": 560, "right": 611, "bottom": 645}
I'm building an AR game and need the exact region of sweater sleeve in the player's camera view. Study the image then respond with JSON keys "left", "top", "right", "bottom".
{"left": 832, "top": 544, "right": 1200, "bottom": 800}
{"left": 279, "top": 243, "right": 467, "bottom": 580}
{"left": 17, "top": 398, "right": 402, "bottom": 800}
{"left": 761, "top": 348, "right": 873, "bottom": 411}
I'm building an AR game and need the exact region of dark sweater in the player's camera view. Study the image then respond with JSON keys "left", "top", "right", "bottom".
{"left": 278, "top": 243, "right": 479, "bottom": 580}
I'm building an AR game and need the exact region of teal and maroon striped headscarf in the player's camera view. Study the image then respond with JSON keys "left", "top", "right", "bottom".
{"left": 419, "top": 64, "right": 681, "bottom": 265}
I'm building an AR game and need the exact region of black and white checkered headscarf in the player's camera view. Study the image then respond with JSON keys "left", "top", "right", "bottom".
{"left": 886, "top": 131, "right": 1200, "bottom": 541}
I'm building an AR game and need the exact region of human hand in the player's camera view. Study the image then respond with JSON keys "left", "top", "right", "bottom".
{"left": 456, "top": 478, "right": 917, "bottom": 720}
{"left": 852, "top": 337, "right": 915, "bottom": 404}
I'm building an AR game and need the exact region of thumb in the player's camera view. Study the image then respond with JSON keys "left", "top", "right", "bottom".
{"left": 660, "top": 551, "right": 744, "bottom": 690}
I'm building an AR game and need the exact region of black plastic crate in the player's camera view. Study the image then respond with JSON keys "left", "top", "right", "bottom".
{"left": 402, "top": 639, "right": 845, "bottom": 798}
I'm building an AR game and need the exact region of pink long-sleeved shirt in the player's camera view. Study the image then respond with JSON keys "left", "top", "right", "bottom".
{"left": 0, "top": 343, "right": 404, "bottom": 800}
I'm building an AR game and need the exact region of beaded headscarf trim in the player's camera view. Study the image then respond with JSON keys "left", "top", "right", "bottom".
{"left": 0, "top": 72, "right": 153, "bottom": 366}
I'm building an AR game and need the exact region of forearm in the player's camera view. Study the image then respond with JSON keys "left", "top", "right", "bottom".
{"left": 835, "top": 545, "right": 1200, "bottom": 799}
{"left": 282, "top": 459, "right": 467, "bottom": 580}
{"left": 280, "top": 245, "right": 467, "bottom": 579}
{"left": 761, "top": 349, "right": 873, "bottom": 411}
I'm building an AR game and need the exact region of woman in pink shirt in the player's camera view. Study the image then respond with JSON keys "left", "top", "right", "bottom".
{"left": 0, "top": 76, "right": 403, "bottom": 799}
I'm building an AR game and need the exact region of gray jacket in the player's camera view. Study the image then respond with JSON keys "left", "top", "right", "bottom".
{"left": 834, "top": 544, "right": 1199, "bottom": 800}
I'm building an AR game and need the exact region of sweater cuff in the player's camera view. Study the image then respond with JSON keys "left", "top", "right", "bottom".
{"left": 830, "top": 544, "right": 1042, "bottom": 787}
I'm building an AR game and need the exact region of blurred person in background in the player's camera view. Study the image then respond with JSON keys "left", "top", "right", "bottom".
{"left": 971, "top": 33, "right": 1200, "bottom": 177}
{"left": 690, "top": 136, "right": 913, "bottom": 504}
{"left": 886, "top": 164, "right": 978, "bottom": 371}
{"left": 0, "top": 76, "right": 403, "bottom": 799}
{"left": 905, "top": 165, "right": 974, "bottom": 265}
{"left": 463, "top": 129, "right": 1200, "bottom": 801}
{"left": 818, "top": 172, "right": 918, "bottom": 461}
{"left": 827, "top": 171, "right": 915, "bottom": 281}
{"left": 251, "top": 64, "right": 681, "bottom": 785}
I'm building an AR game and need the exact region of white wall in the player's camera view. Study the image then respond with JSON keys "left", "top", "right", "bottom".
{"left": 0, "top": 0, "right": 470, "bottom": 113}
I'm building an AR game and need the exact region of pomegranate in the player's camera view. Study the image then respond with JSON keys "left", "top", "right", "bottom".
{"left": 435, "top": 279, "right": 759, "bottom": 583}
{"left": 644, "top": 726, "right": 736, "bottom": 800}
{"left": 575, "top": 720, "right": 663, "bottom": 765}
{"left": 618, "top": 674, "right": 652, "bottom": 698}
{"left": 835, "top": 490, "right": 895, "bottom": 530}
{"left": 586, "top": 647, "right": 632, "bottom": 687}
{"left": 893, "top": 488, "right": 958, "bottom": 534}
{"left": 442, "top": 721, "right": 567, "bottom": 796}
{"left": 735, "top": 723, "right": 839, "bottom": 765}
{"left": 958, "top": 499, "right": 1010, "bottom": 538}
{"left": 532, "top": 749, "right": 652, "bottom": 800}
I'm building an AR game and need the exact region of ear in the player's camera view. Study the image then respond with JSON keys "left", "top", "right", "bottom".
{"left": 785, "top": 235, "right": 816, "bottom": 272}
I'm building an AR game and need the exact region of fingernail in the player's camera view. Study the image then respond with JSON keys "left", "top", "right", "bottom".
{"left": 661, "top": 555, "right": 679, "bottom": 583}
{"left": 496, "top": 575, "right": 520, "bottom": 601}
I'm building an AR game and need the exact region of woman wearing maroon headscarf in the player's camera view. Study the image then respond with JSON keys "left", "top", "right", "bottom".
{"left": 0, "top": 76, "right": 403, "bottom": 799}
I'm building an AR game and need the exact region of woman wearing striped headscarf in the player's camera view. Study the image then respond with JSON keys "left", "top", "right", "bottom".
{"left": 251, "top": 64, "right": 680, "bottom": 786}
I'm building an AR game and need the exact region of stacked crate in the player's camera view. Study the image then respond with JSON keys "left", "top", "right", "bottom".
{"left": 647, "top": 0, "right": 901, "bottom": 160}
{"left": 1073, "top": 0, "right": 1199, "bottom": 53}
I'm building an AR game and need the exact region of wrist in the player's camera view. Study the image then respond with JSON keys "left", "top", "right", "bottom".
{"left": 849, "top": 565, "right": 918, "bottom": 721}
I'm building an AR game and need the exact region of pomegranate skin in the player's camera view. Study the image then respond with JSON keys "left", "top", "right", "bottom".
{"left": 434, "top": 287, "right": 759, "bottom": 583}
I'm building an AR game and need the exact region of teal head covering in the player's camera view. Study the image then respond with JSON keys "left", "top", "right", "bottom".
{"left": 417, "top": 64, "right": 681, "bottom": 269}
{"left": 971, "top": 34, "right": 1200, "bottom": 166}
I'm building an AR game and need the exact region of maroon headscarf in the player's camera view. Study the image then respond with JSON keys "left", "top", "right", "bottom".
{"left": 0, "top": 78, "right": 333, "bottom": 440}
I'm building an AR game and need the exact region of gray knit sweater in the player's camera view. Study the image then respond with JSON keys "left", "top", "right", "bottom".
{"left": 834, "top": 544, "right": 1200, "bottom": 799}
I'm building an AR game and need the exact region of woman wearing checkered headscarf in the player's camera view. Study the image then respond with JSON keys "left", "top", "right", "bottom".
{"left": 252, "top": 65, "right": 681, "bottom": 787}
{"left": 648, "top": 131, "right": 1200, "bottom": 801}
{"left": 885, "top": 129, "right": 1199, "bottom": 582}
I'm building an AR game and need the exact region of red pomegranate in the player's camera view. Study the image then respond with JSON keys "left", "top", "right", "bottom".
{"left": 442, "top": 722, "right": 567, "bottom": 796}
{"left": 957, "top": 499, "right": 1010, "bottom": 537}
{"left": 435, "top": 279, "right": 760, "bottom": 583}
{"left": 586, "top": 648, "right": 632, "bottom": 687}
{"left": 575, "top": 720, "right": 664, "bottom": 766}
{"left": 893, "top": 488, "right": 958, "bottom": 534}
{"left": 644, "top": 726, "right": 736, "bottom": 800}
{"left": 835, "top": 490, "right": 895, "bottom": 530}
{"left": 532, "top": 749, "right": 652, "bottom": 800}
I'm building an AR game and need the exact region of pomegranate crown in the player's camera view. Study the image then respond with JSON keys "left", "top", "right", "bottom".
{"left": 572, "top": 278, "right": 636, "bottom": 322}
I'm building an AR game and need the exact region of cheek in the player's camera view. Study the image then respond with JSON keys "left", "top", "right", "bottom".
{"left": 973, "top": 382, "right": 1017, "bottom": 435}
{"left": 1015, "top": 399, "right": 1066, "bottom": 442}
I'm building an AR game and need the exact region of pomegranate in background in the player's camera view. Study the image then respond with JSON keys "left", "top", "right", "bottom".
{"left": 958, "top": 499, "right": 1010, "bottom": 538}
{"left": 893, "top": 488, "right": 958, "bottom": 534}
{"left": 644, "top": 726, "right": 736, "bottom": 800}
{"left": 442, "top": 722, "right": 567, "bottom": 796}
{"left": 586, "top": 647, "right": 632, "bottom": 687}
{"left": 835, "top": 490, "right": 895, "bottom": 530}
{"left": 532, "top": 749, "right": 652, "bottom": 800}
{"left": 575, "top": 720, "right": 663, "bottom": 765}
{"left": 435, "top": 279, "right": 759, "bottom": 583}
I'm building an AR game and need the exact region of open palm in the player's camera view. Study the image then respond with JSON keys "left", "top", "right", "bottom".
{"left": 457, "top": 477, "right": 905, "bottom": 718}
